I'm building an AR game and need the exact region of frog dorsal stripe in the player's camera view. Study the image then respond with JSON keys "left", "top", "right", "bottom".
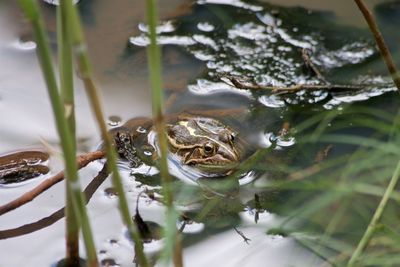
{"left": 174, "top": 118, "right": 239, "bottom": 161}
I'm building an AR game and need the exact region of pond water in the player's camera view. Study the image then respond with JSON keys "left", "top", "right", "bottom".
{"left": 0, "top": 0, "right": 399, "bottom": 266}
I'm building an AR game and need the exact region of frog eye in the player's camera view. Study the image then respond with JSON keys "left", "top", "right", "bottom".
{"left": 230, "top": 134, "right": 235, "bottom": 142}
{"left": 203, "top": 143, "right": 215, "bottom": 154}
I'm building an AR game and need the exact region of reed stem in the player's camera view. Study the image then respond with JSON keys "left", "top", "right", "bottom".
{"left": 146, "top": 0, "right": 182, "bottom": 265}
{"left": 18, "top": 1, "right": 98, "bottom": 266}
{"left": 57, "top": 3, "right": 80, "bottom": 265}
{"left": 63, "top": 2, "right": 149, "bottom": 266}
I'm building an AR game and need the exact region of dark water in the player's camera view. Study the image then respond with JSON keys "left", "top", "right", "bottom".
{"left": 0, "top": 0, "right": 398, "bottom": 266}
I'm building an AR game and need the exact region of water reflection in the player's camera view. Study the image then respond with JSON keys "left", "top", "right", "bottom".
{"left": 130, "top": 0, "right": 395, "bottom": 108}
{"left": 2, "top": 0, "right": 398, "bottom": 266}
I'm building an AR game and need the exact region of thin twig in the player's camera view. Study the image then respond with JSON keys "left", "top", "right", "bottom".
{"left": 233, "top": 227, "right": 251, "bottom": 244}
{"left": 219, "top": 74, "right": 369, "bottom": 94}
{"left": 301, "top": 48, "right": 328, "bottom": 83}
{"left": 0, "top": 150, "right": 105, "bottom": 216}
{"left": 354, "top": 0, "right": 400, "bottom": 93}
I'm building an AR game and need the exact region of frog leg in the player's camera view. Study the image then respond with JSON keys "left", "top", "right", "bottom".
{"left": 114, "top": 131, "right": 142, "bottom": 168}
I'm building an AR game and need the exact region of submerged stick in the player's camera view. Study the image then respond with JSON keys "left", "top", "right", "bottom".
{"left": 0, "top": 163, "right": 110, "bottom": 239}
{"left": 219, "top": 74, "right": 369, "bottom": 94}
{"left": 0, "top": 150, "right": 104, "bottom": 216}
{"left": 354, "top": 0, "right": 400, "bottom": 93}
{"left": 301, "top": 48, "right": 328, "bottom": 83}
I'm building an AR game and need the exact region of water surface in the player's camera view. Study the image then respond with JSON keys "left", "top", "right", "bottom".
{"left": 0, "top": 0, "right": 396, "bottom": 266}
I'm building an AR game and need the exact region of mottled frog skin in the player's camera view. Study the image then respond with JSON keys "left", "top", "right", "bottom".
{"left": 112, "top": 115, "right": 241, "bottom": 175}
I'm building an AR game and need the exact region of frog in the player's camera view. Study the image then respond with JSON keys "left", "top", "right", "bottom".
{"left": 110, "top": 115, "right": 241, "bottom": 177}
{"left": 0, "top": 115, "right": 241, "bottom": 185}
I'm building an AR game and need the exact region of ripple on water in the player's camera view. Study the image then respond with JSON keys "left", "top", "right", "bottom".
{"left": 42, "top": 0, "right": 80, "bottom": 5}
{"left": 100, "top": 258, "right": 119, "bottom": 267}
{"left": 238, "top": 170, "right": 257, "bottom": 186}
{"left": 10, "top": 39, "right": 36, "bottom": 51}
{"left": 138, "top": 20, "right": 176, "bottom": 34}
{"left": 197, "top": 0, "right": 263, "bottom": 12}
{"left": 258, "top": 94, "right": 286, "bottom": 108}
{"left": 260, "top": 132, "right": 296, "bottom": 149}
{"left": 314, "top": 42, "right": 375, "bottom": 69}
{"left": 178, "top": 220, "right": 205, "bottom": 234}
{"left": 107, "top": 115, "right": 122, "bottom": 127}
{"left": 104, "top": 187, "right": 118, "bottom": 198}
{"left": 187, "top": 79, "right": 252, "bottom": 96}
{"left": 197, "top": 22, "right": 215, "bottom": 32}
{"left": 240, "top": 208, "right": 277, "bottom": 226}
{"left": 143, "top": 239, "right": 164, "bottom": 254}
{"left": 129, "top": 35, "right": 196, "bottom": 47}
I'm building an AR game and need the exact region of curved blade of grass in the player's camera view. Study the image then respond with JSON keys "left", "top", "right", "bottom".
{"left": 301, "top": 134, "right": 400, "bottom": 156}
{"left": 347, "top": 159, "right": 400, "bottom": 266}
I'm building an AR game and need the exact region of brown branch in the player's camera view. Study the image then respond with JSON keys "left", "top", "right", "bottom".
{"left": 354, "top": 0, "right": 400, "bottom": 93}
{"left": 0, "top": 150, "right": 105, "bottom": 216}
{"left": 301, "top": 48, "right": 328, "bottom": 83}
{"left": 219, "top": 74, "right": 368, "bottom": 94}
{"left": 179, "top": 107, "right": 247, "bottom": 118}
{"left": 0, "top": 150, "right": 49, "bottom": 167}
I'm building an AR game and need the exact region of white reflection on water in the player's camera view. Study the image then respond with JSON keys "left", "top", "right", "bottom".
{"left": 0, "top": 9, "right": 97, "bottom": 153}
{"left": 42, "top": 0, "right": 80, "bottom": 5}
{"left": 197, "top": 22, "right": 215, "bottom": 32}
{"left": 197, "top": 0, "right": 263, "bottom": 12}
{"left": 179, "top": 226, "right": 326, "bottom": 267}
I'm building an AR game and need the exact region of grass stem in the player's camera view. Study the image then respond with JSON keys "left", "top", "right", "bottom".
{"left": 63, "top": 1, "right": 149, "bottom": 266}
{"left": 347, "top": 159, "right": 400, "bottom": 266}
{"left": 146, "top": 0, "right": 182, "bottom": 265}
{"left": 57, "top": 3, "right": 80, "bottom": 265}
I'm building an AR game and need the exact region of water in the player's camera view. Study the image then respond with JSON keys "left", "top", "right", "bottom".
{"left": 0, "top": 0, "right": 397, "bottom": 266}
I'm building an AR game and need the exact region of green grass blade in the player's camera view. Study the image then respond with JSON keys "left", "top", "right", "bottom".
{"left": 146, "top": 0, "right": 182, "bottom": 265}
{"left": 57, "top": 3, "right": 80, "bottom": 264}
